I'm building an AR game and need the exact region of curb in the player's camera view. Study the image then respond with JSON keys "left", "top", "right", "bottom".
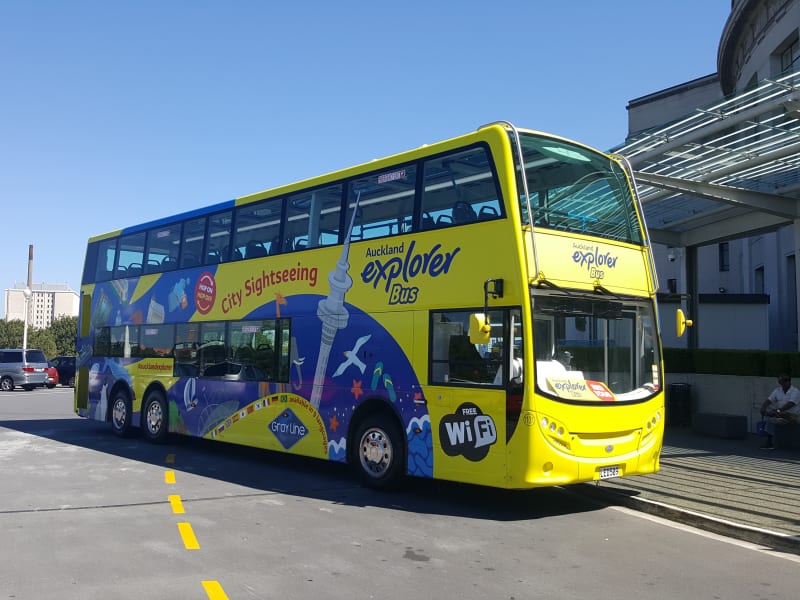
{"left": 574, "top": 483, "right": 800, "bottom": 556}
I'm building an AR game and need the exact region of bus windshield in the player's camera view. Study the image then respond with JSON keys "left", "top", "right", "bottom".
{"left": 515, "top": 133, "right": 643, "bottom": 245}
{"left": 532, "top": 290, "right": 660, "bottom": 403}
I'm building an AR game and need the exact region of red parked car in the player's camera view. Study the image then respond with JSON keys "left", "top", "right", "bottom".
{"left": 45, "top": 362, "right": 59, "bottom": 389}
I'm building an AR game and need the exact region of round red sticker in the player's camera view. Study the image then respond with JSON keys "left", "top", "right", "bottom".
{"left": 195, "top": 272, "right": 216, "bottom": 314}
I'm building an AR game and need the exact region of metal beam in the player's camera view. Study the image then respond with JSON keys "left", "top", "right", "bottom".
{"left": 680, "top": 211, "right": 791, "bottom": 246}
{"left": 634, "top": 171, "right": 798, "bottom": 218}
{"left": 634, "top": 140, "right": 800, "bottom": 205}
{"left": 647, "top": 229, "right": 683, "bottom": 246}
{"left": 625, "top": 92, "right": 794, "bottom": 166}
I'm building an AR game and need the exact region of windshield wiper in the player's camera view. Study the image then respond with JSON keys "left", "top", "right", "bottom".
{"left": 593, "top": 282, "right": 624, "bottom": 299}
{"left": 537, "top": 278, "right": 573, "bottom": 294}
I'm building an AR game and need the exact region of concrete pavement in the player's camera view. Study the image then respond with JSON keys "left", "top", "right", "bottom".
{"left": 579, "top": 426, "right": 800, "bottom": 554}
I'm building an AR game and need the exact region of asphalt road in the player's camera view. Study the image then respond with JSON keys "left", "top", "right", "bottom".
{"left": 1, "top": 387, "right": 798, "bottom": 600}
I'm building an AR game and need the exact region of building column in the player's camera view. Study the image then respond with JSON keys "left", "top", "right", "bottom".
{"left": 793, "top": 219, "right": 800, "bottom": 351}
{"left": 686, "top": 245, "right": 699, "bottom": 350}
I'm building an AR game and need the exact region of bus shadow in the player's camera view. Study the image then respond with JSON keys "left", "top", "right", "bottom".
{"left": 0, "top": 416, "right": 606, "bottom": 522}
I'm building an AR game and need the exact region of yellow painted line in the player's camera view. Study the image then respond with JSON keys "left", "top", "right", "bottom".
{"left": 165, "top": 453, "right": 176, "bottom": 464}
{"left": 164, "top": 470, "right": 176, "bottom": 484}
{"left": 168, "top": 494, "right": 185, "bottom": 514}
{"left": 177, "top": 522, "right": 200, "bottom": 549}
{"left": 202, "top": 581, "right": 229, "bottom": 600}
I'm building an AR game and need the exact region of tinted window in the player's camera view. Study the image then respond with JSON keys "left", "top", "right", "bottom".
{"left": 1, "top": 351, "right": 23, "bottom": 363}
{"left": 145, "top": 225, "right": 181, "bottom": 274}
{"left": 180, "top": 217, "right": 206, "bottom": 268}
{"left": 207, "top": 211, "right": 233, "bottom": 264}
{"left": 234, "top": 197, "right": 283, "bottom": 259}
{"left": 94, "top": 238, "right": 118, "bottom": 282}
{"left": 25, "top": 350, "right": 47, "bottom": 363}
{"left": 140, "top": 324, "right": 176, "bottom": 357}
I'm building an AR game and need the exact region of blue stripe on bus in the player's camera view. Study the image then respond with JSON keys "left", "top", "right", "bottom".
{"left": 119, "top": 199, "right": 237, "bottom": 235}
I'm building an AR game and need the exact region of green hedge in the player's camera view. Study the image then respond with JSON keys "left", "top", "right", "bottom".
{"left": 664, "top": 348, "right": 800, "bottom": 377}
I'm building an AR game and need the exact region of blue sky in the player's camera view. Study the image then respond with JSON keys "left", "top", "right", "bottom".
{"left": 1, "top": 1, "right": 731, "bottom": 316}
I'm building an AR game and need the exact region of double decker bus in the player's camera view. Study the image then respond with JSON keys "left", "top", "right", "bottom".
{"left": 75, "top": 121, "right": 671, "bottom": 489}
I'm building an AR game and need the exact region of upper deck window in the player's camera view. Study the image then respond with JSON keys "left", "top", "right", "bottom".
{"left": 145, "top": 225, "right": 181, "bottom": 274}
{"left": 116, "top": 232, "right": 146, "bottom": 278}
{"left": 92, "top": 238, "right": 117, "bottom": 282}
{"left": 180, "top": 216, "right": 207, "bottom": 268}
{"left": 234, "top": 197, "right": 284, "bottom": 259}
{"left": 346, "top": 165, "right": 417, "bottom": 240}
{"left": 516, "top": 134, "right": 643, "bottom": 245}
{"left": 207, "top": 211, "right": 233, "bottom": 264}
{"left": 285, "top": 184, "right": 343, "bottom": 251}
{"left": 421, "top": 146, "right": 503, "bottom": 229}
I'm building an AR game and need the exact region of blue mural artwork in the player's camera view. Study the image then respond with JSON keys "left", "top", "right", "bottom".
{"left": 79, "top": 267, "right": 433, "bottom": 478}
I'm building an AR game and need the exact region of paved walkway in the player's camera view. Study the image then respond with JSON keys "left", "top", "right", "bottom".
{"left": 579, "top": 427, "right": 800, "bottom": 554}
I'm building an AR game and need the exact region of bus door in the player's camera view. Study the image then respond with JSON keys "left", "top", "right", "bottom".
{"left": 427, "top": 309, "right": 521, "bottom": 487}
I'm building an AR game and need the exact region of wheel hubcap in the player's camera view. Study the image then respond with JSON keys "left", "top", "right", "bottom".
{"left": 112, "top": 399, "right": 127, "bottom": 429}
{"left": 359, "top": 427, "right": 393, "bottom": 478}
{"left": 147, "top": 401, "right": 163, "bottom": 435}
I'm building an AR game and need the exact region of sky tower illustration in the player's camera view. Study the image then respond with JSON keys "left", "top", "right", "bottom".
{"left": 310, "top": 191, "right": 361, "bottom": 409}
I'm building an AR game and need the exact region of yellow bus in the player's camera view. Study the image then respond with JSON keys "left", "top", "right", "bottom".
{"left": 75, "top": 121, "right": 667, "bottom": 489}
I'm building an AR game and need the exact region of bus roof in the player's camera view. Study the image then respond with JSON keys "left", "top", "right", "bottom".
{"left": 87, "top": 123, "right": 606, "bottom": 243}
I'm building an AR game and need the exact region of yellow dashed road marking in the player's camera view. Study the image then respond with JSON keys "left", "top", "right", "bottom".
{"left": 163, "top": 456, "right": 221, "bottom": 594}
{"left": 202, "top": 580, "right": 230, "bottom": 600}
{"left": 177, "top": 522, "right": 200, "bottom": 549}
{"left": 169, "top": 494, "right": 185, "bottom": 514}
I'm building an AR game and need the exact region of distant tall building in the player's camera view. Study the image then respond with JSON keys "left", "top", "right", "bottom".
{"left": 4, "top": 283, "right": 79, "bottom": 328}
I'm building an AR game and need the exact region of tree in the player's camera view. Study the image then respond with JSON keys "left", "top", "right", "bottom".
{"left": 0, "top": 315, "right": 77, "bottom": 359}
{"left": 28, "top": 328, "right": 56, "bottom": 358}
{"left": 49, "top": 315, "right": 78, "bottom": 356}
{"left": 0, "top": 319, "right": 24, "bottom": 348}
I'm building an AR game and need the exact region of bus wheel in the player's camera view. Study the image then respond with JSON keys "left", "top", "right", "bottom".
{"left": 353, "top": 414, "right": 404, "bottom": 490}
{"left": 1, "top": 377, "right": 14, "bottom": 391}
{"left": 142, "top": 390, "right": 168, "bottom": 443}
{"left": 110, "top": 390, "right": 133, "bottom": 437}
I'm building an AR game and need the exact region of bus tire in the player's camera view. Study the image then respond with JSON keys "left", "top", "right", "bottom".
{"left": 352, "top": 413, "right": 404, "bottom": 490}
{"left": 142, "top": 390, "right": 168, "bottom": 443}
{"left": 110, "top": 389, "right": 133, "bottom": 437}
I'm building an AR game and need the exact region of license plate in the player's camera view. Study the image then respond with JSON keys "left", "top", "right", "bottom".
{"left": 599, "top": 465, "right": 620, "bottom": 479}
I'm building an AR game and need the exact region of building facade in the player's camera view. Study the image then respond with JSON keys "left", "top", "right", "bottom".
{"left": 4, "top": 283, "right": 79, "bottom": 329}
{"left": 625, "top": 0, "right": 800, "bottom": 350}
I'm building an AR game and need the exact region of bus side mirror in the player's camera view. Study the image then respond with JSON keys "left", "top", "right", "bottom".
{"left": 469, "top": 313, "right": 491, "bottom": 345}
{"left": 676, "top": 308, "right": 693, "bottom": 338}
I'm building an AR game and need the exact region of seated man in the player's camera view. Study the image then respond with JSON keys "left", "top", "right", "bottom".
{"left": 760, "top": 374, "right": 800, "bottom": 449}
